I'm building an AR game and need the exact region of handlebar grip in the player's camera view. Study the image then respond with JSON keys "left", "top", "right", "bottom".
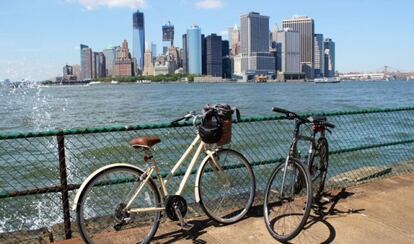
{"left": 272, "top": 107, "right": 292, "bottom": 115}
{"left": 171, "top": 116, "right": 185, "bottom": 124}
{"left": 325, "top": 122, "right": 336, "bottom": 129}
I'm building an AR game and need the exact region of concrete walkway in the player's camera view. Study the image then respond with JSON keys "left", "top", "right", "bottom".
{"left": 58, "top": 173, "right": 414, "bottom": 243}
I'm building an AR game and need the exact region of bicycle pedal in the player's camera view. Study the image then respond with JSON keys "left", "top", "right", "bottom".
{"left": 321, "top": 196, "right": 330, "bottom": 202}
{"left": 178, "top": 222, "right": 194, "bottom": 231}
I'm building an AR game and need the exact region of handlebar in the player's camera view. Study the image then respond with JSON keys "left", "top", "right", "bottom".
{"left": 272, "top": 106, "right": 336, "bottom": 129}
{"left": 272, "top": 107, "right": 306, "bottom": 122}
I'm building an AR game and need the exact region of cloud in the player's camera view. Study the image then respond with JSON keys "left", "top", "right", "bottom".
{"left": 195, "top": 0, "right": 224, "bottom": 9}
{"left": 68, "top": 0, "right": 147, "bottom": 10}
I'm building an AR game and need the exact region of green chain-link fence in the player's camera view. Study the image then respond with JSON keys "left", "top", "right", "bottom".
{"left": 1, "top": 107, "right": 414, "bottom": 243}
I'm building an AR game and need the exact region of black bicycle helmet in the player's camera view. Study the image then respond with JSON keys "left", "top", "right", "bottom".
{"left": 198, "top": 109, "right": 223, "bottom": 144}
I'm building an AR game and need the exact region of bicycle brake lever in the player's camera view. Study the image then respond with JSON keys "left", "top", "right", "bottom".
{"left": 326, "top": 128, "right": 332, "bottom": 134}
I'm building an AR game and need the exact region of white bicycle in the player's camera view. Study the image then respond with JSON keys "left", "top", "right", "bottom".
{"left": 73, "top": 110, "right": 256, "bottom": 243}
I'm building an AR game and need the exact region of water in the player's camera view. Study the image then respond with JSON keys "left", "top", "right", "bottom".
{"left": 1, "top": 80, "right": 414, "bottom": 238}
{"left": 1, "top": 80, "right": 414, "bottom": 133}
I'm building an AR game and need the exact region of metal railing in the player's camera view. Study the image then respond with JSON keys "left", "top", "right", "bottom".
{"left": 1, "top": 107, "right": 414, "bottom": 243}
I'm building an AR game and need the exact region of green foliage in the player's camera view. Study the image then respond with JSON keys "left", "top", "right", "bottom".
{"left": 93, "top": 73, "right": 193, "bottom": 83}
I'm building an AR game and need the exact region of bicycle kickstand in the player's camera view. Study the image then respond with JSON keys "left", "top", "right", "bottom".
{"left": 174, "top": 206, "right": 194, "bottom": 231}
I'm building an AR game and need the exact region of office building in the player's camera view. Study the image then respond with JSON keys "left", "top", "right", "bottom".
{"left": 324, "top": 38, "right": 335, "bottom": 77}
{"left": 162, "top": 21, "right": 174, "bottom": 46}
{"left": 143, "top": 49, "right": 154, "bottom": 76}
{"left": 63, "top": 65, "right": 77, "bottom": 81}
{"left": 186, "top": 25, "right": 202, "bottom": 75}
{"left": 80, "top": 44, "right": 92, "bottom": 81}
{"left": 275, "top": 28, "right": 304, "bottom": 81}
{"left": 222, "top": 40, "right": 231, "bottom": 78}
{"left": 151, "top": 42, "right": 157, "bottom": 61}
{"left": 205, "top": 34, "right": 222, "bottom": 77}
{"left": 182, "top": 34, "right": 188, "bottom": 73}
{"left": 202, "top": 34, "right": 206, "bottom": 75}
{"left": 240, "top": 12, "right": 275, "bottom": 75}
{"left": 114, "top": 40, "right": 134, "bottom": 77}
{"left": 282, "top": 16, "right": 315, "bottom": 79}
{"left": 229, "top": 25, "right": 240, "bottom": 56}
{"left": 314, "top": 34, "right": 325, "bottom": 78}
{"left": 96, "top": 52, "right": 106, "bottom": 78}
{"left": 133, "top": 10, "right": 145, "bottom": 74}
{"left": 103, "top": 47, "right": 117, "bottom": 77}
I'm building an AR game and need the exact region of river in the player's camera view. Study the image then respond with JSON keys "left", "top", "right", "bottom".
{"left": 1, "top": 80, "right": 414, "bottom": 133}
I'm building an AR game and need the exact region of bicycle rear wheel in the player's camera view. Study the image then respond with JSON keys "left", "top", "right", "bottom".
{"left": 197, "top": 149, "right": 256, "bottom": 224}
{"left": 310, "top": 138, "right": 329, "bottom": 200}
{"left": 263, "top": 158, "right": 312, "bottom": 242}
{"left": 75, "top": 165, "right": 161, "bottom": 244}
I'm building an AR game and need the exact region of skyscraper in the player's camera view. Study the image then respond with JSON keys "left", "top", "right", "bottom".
{"left": 114, "top": 40, "right": 134, "bottom": 77}
{"left": 96, "top": 52, "right": 106, "bottom": 78}
{"left": 324, "top": 38, "right": 335, "bottom": 77}
{"left": 275, "top": 28, "right": 301, "bottom": 74}
{"left": 230, "top": 25, "right": 240, "bottom": 56}
{"left": 162, "top": 21, "right": 174, "bottom": 46}
{"left": 143, "top": 48, "right": 154, "bottom": 76}
{"left": 80, "top": 44, "right": 92, "bottom": 81}
{"left": 240, "top": 12, "right": 275, "bottom": 75}
{"left": 205, "top": 34, "right": 223, "bottom": 77}
{"left": 182, "top": 34, "right": 188, "bottom": 73}
{"left": 151, "top": 42, "right": 157, "bottom": 61}
{"left": 314, "top": 34, "right": 325, "bottom": 78}
{"left": 282, "top": 16, "right": 315, "bottom": 79}
{"left": 186, "top": 25, "right": 202, "bottom": 75}
{"left": 103, "top": 47, "right": 117, "bottom": 77}
{"left": 222, "top": 40, "right": 231, "bottom": 78}
{"left": 133, "top": 10, "right": 145, "bottom": 74}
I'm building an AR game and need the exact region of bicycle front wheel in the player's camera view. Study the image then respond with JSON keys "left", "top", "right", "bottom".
{"left": 263, "top": 158, "right": 312, "bottom": 242}
{"left": 198, "top": 149, "right": 256, "bottom": 224}
{"left": 310, "top": 137, "right": 329, "bottom": 200}
{"left": 75, "top": 165, "right": 161, "bottom": 244}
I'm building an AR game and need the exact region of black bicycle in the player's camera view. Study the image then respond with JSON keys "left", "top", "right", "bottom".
{"left": 263, "top": 107, "right": 335, "bottom": 242}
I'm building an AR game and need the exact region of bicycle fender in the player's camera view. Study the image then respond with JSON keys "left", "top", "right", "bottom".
{"left": 72, "top": 163, "right": 145, "bottom": 211}
{"left": 194, "top": 151, "right": 216, "bottom": 203}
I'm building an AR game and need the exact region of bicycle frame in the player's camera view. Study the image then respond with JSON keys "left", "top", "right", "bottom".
{"left": 280, "top": 119, "right": 322, "bottom": 196}
{"left": 127, "top": 134, "right": 224, "bottom": 214}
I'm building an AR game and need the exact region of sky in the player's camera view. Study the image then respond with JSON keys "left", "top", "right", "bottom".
{"left": 0, "top": 0, "right": 413, "bottom": 81}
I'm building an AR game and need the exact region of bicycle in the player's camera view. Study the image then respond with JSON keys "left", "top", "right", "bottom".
{"left": 73, "top": 109, "right": 256, "bottom": 244}
{"left": 263, "top": 107, "right": 335, "bottom": 242}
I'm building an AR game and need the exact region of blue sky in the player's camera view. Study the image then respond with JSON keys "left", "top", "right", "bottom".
{"left": 0, "top": 0, "right": 413, "bottom": 80}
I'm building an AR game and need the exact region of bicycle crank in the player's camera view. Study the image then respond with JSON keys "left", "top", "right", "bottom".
{"left": 165, "top": 195, "right": 193, "bottom": 230}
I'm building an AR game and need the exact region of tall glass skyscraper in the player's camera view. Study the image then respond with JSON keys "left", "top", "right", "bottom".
{"left": 282, "top": 16, "right": 315, "bottom": 79}
{"left": 314, "top": 33, "right": 325, "bottom": 78}
{"left": 80, "top": 44, "right": 92, "bottom": 81}
{"left": 324, "top": 38, "right": 335, "bottom": 77}
{"left": 186, "top": 25, "right": 202, "bottom": 75}
{"left": 133, "top": 10, "right": 145, "bottom": 73}
{"left": 240, "top": 12, "right": 275, "bottom": 75}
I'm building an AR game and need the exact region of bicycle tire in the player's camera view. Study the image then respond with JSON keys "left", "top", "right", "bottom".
{"left": 197, "top": 149, "right": 256, "bottom": 224}
{"left": 310, "top": 137, "right": 329, "bottom": 200}
{"left": 263, "top": 158, "right": 312, "bottom": 242}
{"left": 75, "top": 165, "right": 161, "bottom": 244}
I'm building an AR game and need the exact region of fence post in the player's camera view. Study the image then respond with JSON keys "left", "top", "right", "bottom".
{"left": 57, "top": 134, "right": 72, "bottom": 239}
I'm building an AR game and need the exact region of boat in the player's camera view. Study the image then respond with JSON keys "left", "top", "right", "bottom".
{"left": 111, "top": 80, "right": 119, "bottom": 84}
{"left": 89, "top": 81, "right": 102, "bottom": 85}
{"left": 314, "top": 77, "right": 341, "bottom": 83}
{"left": 255, "top": 75, "right": 268, "bottom": 83}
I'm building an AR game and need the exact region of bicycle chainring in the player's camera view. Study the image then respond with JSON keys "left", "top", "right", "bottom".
{"left": 165, "top": 195, "right": 187, "bottom": 221}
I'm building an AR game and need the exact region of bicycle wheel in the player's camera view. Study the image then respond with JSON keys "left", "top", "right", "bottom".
{"left": 197, "top": 149, "right": 255, "bottom": 224}
{"left": 263, "top": 158, "right": 312, "bottom": 242}
{"left": 76, "top": 165, "right": 161, "bottom": 244}
{"left": 310, "top": 138, "right": 329, "bottom": 200}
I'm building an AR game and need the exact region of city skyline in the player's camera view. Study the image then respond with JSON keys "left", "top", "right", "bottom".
{"left": 1, "top": 0, "right": 414, "bottom": 80}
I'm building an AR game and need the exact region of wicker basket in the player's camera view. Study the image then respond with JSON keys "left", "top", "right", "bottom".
{"left": 217, "top": 119, "right": 232, "bottom": 146}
